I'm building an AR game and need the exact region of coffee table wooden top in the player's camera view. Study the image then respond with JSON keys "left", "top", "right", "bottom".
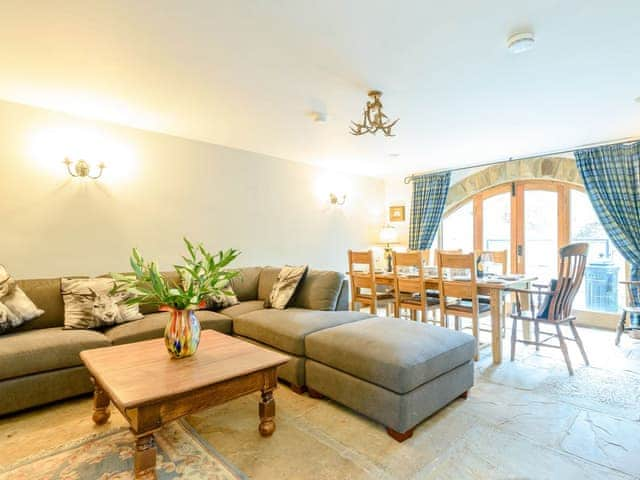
{"left": 80, "top": 330, "right": 289, "bottom": 409}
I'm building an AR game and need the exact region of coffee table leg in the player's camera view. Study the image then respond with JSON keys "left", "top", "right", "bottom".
{"left": 134, "top": 433, "right": 157, "bottom": 479}
{"left": 259, "top": 389, "right": 276, "bottom": 437}
{"left": 91, "top": 377, "right": 111, "bottom": 425}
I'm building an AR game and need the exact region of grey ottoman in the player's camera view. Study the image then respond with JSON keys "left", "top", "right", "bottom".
{"left": 304, "top": 317, "right": 475, "bottom": 441}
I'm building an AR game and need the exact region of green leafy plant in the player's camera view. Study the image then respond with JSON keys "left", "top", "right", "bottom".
{"left": 111, "top": 238, "right": 240, "bottom": 310}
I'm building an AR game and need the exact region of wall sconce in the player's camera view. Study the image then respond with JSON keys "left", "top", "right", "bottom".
{"left": 63, "top": 157, "right": 105, "bottom": 179}
{"left": 329, "top": 193, "right": 346, "bottom": 205}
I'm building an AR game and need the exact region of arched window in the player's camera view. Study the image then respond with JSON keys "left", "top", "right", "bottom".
{"left": 439, "top": 180, "right": 626, "bottom": 316}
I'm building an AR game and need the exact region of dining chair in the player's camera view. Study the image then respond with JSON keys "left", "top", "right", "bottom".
{"left": 508, "top": 242, "right": 590, "bottom": 375}
{"left": 347, "top": 250, "right": 395, "bottom": 315}
{"left": 615, "top": 280, "right": 640, "bottom": 345}
{"left": 437, "top": 251, "right": 490, "bottom": 360}
{"left": 393, "top": 251, "right": 440, "bottom": 324}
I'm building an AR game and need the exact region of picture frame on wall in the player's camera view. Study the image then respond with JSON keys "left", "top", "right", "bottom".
{"left": 389, "top": 205, "right": 405, "bottom": 222}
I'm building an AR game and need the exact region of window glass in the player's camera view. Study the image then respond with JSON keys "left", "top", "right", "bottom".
{"left": 570, "top": 189, "right": 625, "bottom": 312}
{"left": 442, "top": 201, "right": 473, "bottom": 253}
{"left": 482, "top": 192, "right": 511, "bottom": 271}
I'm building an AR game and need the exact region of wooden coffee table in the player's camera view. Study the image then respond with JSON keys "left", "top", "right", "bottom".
{"left": 80, "top": 330, "right": 289, "bottom": 479}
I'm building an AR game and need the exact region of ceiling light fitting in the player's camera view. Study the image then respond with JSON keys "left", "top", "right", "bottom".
{"left": 350, "top": 90, "right": 399, "bottom": 137}
{"left": 507, "top": 32, "right": 535, "bottom": 54}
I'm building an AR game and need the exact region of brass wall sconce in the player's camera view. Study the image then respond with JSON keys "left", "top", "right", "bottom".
{"left": 329, "top": 193, "right": 346, "bottom": 205}
{"left": 63, "top": 157, "right": 105, "bottom": 179}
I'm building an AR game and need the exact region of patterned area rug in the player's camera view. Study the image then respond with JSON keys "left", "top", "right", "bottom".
{"left": 0, "top": 419, "right": 246, "bottom": 480}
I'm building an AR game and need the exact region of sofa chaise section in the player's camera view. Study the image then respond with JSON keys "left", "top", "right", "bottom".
{"left": 234, "top": 308, "right": 372, "bottom": 389}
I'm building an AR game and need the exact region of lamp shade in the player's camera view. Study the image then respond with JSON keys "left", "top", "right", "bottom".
{"left": 379, "top": 224, "right": 398, "bottom": 243}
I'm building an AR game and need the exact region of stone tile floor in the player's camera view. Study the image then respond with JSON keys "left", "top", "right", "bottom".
{"left": 1, "top": 325, "right": 638, "bottom": 479}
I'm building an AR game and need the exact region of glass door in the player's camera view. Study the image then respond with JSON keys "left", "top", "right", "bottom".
{"left": 482, "top": 191, "right": 511, "bottom": 271}
{"left": 522, "top": 188, "right": 559, "bottom": 283}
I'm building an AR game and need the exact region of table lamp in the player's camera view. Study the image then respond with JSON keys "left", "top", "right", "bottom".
{"left": 379, "top": 224, "right": 399, "bottom": 272}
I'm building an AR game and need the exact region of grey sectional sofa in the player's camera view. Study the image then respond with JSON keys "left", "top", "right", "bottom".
{"left": 0, "top": 266, "right": 475, "bottom": 442}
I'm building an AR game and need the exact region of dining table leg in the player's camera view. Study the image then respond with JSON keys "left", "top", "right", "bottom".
{"left": 490, "top": 288, "right": 502, "bottom": 364}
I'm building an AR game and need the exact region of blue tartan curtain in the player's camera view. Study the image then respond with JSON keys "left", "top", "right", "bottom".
{"left": 409, "top": 171, "right": 451, "bottom": 250}
{"left": 575, "top": 142, "right": 640, "bottom": 309}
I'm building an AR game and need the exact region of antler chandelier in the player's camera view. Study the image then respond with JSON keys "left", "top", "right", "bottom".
{"left": 350, "top": 90, "right": 399, "bottom": 137}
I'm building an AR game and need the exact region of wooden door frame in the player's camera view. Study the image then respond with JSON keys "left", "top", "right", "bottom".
{"left": 442, "top": 179, "right": 584, "bottom": 274}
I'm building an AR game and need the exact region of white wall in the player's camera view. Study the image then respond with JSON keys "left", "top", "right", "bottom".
{"left": 0, "top": 100, "right": 385, "bottom": 278}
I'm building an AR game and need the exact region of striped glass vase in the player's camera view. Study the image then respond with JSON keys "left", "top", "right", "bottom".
{"left": 163, "top": 307, "right": 201, "bottom": 359}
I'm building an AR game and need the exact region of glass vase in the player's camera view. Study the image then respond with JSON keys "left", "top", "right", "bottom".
{"left": 163, "top": 308, "right": 201, "bottom": 359}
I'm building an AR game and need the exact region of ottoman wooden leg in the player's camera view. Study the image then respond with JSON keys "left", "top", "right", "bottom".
{"left": 259, "top": 389, "right": 276, "bottom": 437}
{"left": 459, "top": 390, "right": 469, "bottom": 399}
{"left": 134, "top": 433, "right": 157, "bottom": 479}
{"left": 91, "top": 378, "right": 111, "bottom": 425}
{"left": 386, "top": 427, "right": 414, "bottom": 442}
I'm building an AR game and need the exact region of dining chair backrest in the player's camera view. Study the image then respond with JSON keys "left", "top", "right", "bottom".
{"left": 477, "top": 249, "right": 508, "bottom": 274}
{"left": 348, "top": 250, "right": 375, "bottom": 298}
{"left": 393, "top": 251, "right": 424, "bottom": 294}
{"left": 546, "top": 243, "right": 589, "bottom": 322}
{"left": 437, "top": 252, "right": 477, "bottom": 300}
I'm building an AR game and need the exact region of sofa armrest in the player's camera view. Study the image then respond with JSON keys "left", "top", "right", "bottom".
{"left": 335, "top": 279, "right": 350, "bottom": 311}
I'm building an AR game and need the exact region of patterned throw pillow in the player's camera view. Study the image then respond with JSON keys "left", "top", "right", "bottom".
{"left": 61, "top": 278, "right": 143, "bottom": 329}
{"left": 265, "top": 265, "right": 308, "bottom": 309}
{"left": 0, "top": 266, "right": 45, "bottom": 334}
{"left": 205, "top": 282, "right": 239, "bottom": 311}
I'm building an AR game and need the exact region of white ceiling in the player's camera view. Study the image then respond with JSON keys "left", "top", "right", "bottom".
{"left": 1, "top": 0, "right": 639, "bottom": 177}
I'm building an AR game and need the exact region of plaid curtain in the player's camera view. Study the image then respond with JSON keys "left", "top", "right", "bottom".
{"left": 575, "top": 142, "right": 640, "bottom": 311}
{"left": 409, "top": 171, "right": 451, "bottom": 250}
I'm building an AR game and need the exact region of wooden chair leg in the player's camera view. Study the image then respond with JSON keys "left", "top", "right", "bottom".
{"left": 569, "top": 320, "right": 589, "bottom": 366}
{"left": 534, "top": 320, "right": 540, "bottom": 351}
{"left": 370, "top": 303, "right": 377, "bottom": 315}
{"left": 410, "top": 309, "right": 417, "bottom": 321}
{"left": 510, "top": 316, "right": 517, "bottom": 361}
{"left": 615, "top": 311, "right": 626, "bottom": 346}
{"left": 472, "top": 315, "right": 479, "bottom": 362}
{"left": 556, "top": 324, "right": 574, "bottom": 375}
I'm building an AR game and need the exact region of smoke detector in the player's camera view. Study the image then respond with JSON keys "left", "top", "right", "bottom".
{"left": 507, "top": 32, "right": 535, "bottom": 54}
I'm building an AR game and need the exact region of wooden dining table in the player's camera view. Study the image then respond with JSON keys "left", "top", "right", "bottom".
{"left": 369, "top": 272, "right": 537, "bottom": 364}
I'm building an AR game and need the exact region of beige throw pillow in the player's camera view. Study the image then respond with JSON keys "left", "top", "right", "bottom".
{"left": 0, "top": 266, "right": 45, "bottom": 334}
{"left": 266, "top": 265, "right": 308, "bottom": 309}
{"left": 62, "top": 277, "right": 143, "bottom": 329}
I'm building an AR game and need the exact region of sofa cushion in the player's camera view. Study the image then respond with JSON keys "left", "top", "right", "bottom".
{"left": 219, "top": 300, "right": 265, "bottom": 319}
{"left": 305, "top": 317, "right": 476, "bottom": 395}
{"left": 0, "top": 270, "right": 45, "bottom": 334}
{"left": 0, "top": 328, "right": 110, "bottom": 381}
{"left": 290, "top": 270, "right": 344, "bottom": 311}
{"left": 14, "top": 278, "right": 65, "bottom": 331}
{"left": 105, "top": 311, "right": 232, "bottom": 345}
{"left": 266, "top": 265, "right": 308, "bottom": 309}
{"left": 233, "top": 309, "right": 372, "bottom": 356}
{"left": 258, "top": 267, "right": 281, "bottom": 300}
{"left": 230, "top": 267, "right": 262, "bottom": 301}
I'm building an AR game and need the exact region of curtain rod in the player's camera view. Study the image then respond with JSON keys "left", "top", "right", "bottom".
{"left": 403, "top": 135, "right": 640, "bottom": 184}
